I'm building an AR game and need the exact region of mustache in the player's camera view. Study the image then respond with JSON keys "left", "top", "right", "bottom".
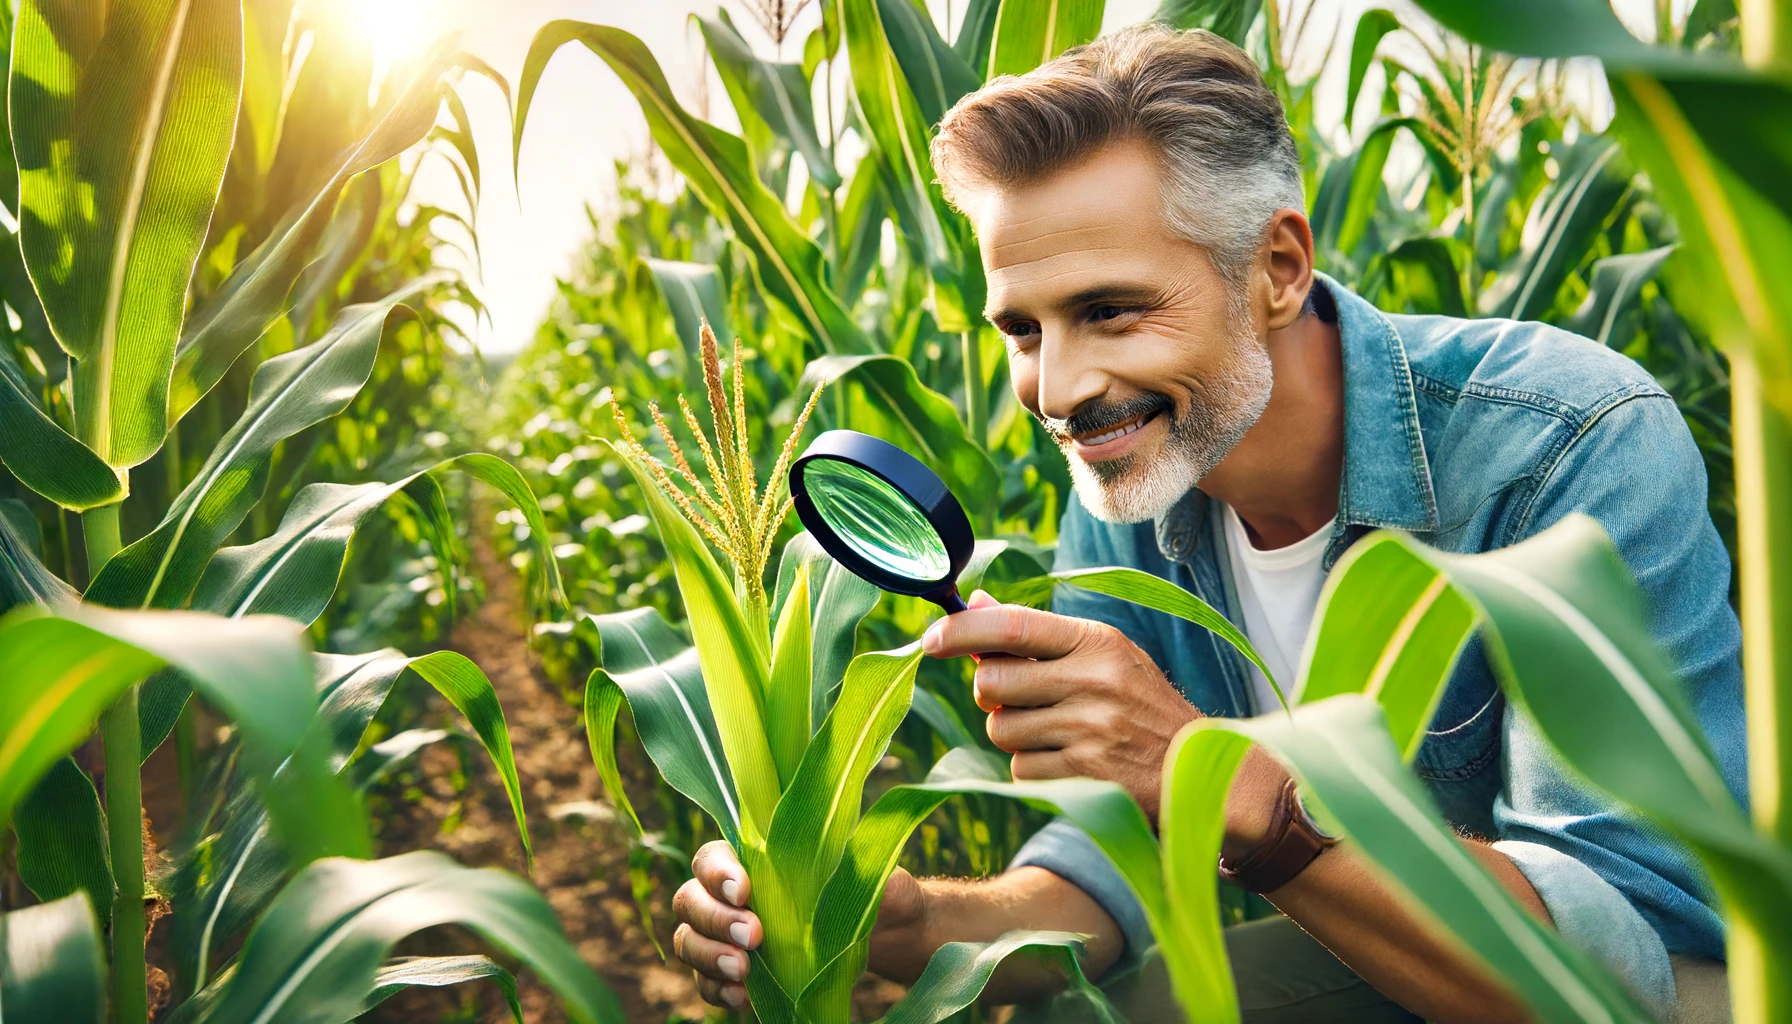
{"left": 1041, "top": 393, "right": 1174, "bottom": 444}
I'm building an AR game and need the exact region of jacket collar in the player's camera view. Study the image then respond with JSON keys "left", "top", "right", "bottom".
{"left": 1155, "top": 272, "right": 1438, "bottom": 563}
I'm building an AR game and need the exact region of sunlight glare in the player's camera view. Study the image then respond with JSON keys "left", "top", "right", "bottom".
{"left": 350, "top": 0, "right": 442, "bottom": 78}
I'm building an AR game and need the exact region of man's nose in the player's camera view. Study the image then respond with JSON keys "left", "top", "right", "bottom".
{"left": 1035, "top": 329, "right": 1109, "bottom": 423}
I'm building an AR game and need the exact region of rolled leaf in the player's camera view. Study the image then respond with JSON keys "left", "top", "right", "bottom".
{"left": 767, "top": 565, "right": 814, "bottom": 787}
{"left": 0, "top": 891, "right": 107, "bottom": 1023}
{"left": 406, "top": 651, "right": 535, "bottom": 869}
{"left": 86, "top": 299, "right": 417, "bottom": 610}
{"left": 186, "top": 852, "right": 623, "bottom": 1024}
{"left": 12, "top": 0, "right": 242, "bottom": 467}
{"left": 518, "top": 23, "right": 872, "bottom": 355}
{"left": 772, "top": 533, "right": 882, "bottom": 724}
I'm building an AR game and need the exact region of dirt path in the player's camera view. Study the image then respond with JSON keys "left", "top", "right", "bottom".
{"left": 366, "top": 535, "right": 712, "bottom": 1023}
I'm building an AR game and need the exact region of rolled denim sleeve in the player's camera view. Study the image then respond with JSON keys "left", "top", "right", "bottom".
{"left": 1498, "top": 393, "right": 1746, "bottom": 967}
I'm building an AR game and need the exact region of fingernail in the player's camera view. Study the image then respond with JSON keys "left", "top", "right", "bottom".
{"left": 721, "top": 878, "right": 741, "bottom": 906}
{"left": 923, "top": 623, "right": 942, "bottom": 654}
{"left": 729, "top": 921, "right": 753, "bottom": 948}
{"left": 723, "top": 984, "right": 746, "bottom": 1008}
{"left": 718, "top": 954, "right": 744, "bottom": 981}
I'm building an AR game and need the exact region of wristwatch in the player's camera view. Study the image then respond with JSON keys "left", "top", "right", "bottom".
{"left": 1216, "top": 777, "right": 1339, "bottom": 894}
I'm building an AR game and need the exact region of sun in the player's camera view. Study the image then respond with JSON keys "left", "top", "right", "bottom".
{"left": 348, "top": 0, "right": 444, "bottom": 74}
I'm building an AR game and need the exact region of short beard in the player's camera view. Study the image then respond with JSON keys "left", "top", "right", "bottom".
{"left": 1044, "top": 302, "right": 1273, "bottom": 524}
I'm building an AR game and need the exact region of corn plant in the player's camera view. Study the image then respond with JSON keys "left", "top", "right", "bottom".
{"left": 0, "top": 2, "right": 623, "bottom": 1021}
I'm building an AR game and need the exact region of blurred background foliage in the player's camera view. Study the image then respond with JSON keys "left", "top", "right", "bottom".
{"left": 485, "top": 0, "right": 1745, "bottom": 920}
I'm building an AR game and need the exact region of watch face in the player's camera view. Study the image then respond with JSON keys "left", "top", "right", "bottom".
{"left": 1295, "top": 789, "right": 1338, "bottom": 842}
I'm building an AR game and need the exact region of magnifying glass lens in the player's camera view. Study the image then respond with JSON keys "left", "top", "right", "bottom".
{"left": 801, "top": 459, "right": 951, "bottom": 581}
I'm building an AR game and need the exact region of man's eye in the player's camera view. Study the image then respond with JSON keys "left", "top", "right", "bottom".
{"left": 1092, "top": 305, "right": 1128, "bottom": 322}
{"left": 1002, "top": 322, "right": 1040, "bottom": 340}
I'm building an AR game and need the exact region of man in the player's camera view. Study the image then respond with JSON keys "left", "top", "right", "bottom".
{"left": 670, "top": 24, "right": 1745, "bottom": 1022}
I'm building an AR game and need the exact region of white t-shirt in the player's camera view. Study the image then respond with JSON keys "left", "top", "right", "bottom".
{"left": 1220, "top": 504, "right": 1336, "bottom": 715}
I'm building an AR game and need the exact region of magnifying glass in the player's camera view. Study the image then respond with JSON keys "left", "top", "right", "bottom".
{"left": 789, "top": 430, "right": 976, "bottom": 613}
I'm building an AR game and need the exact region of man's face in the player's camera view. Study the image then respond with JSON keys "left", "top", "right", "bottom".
{"left": 966, "top": 139, "right": 1273, "bottom": 523}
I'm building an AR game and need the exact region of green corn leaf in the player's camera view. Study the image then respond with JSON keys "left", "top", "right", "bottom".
{"left": 349, "top": 728, "right": 454, "bottom": 790}
{"left": 1377, "top": 237, "right": 1468, "bottom": 317}
{"left": 582, "top": 607, "right": 743, "bottom": 847}
{"left": 12, "top": 0, "right": 242, "bottom": 468}
{"left": 0, "top": 339, "right": 126, "bottom": 511}
{"left": 0, "top": 499, "right": 76, "bottom": 614}
{"left": 0, "top": 891, "right": 107, "bottom": 1024}
{"left": 840, "top": 0, "right": 985, "bottom": 333}
{"left": 697, "top": 11, "right": 840, "bottom": 189}
{"left": 1183, "top": 697, "right": 1657, "bottom": 1022}
{"left": 14, "top": 757, "right": 113, "bottom": 928}
{"left": 169, "top": 46, "right": 492, "bottom": 421}
{"left": 519, "top": 22, "right": 872, "bottom": 355}
{"left": 175, "top": 649, "right": 538, "bottom": 989}
{"left": 766, "top": 644, "right": 924, "bottom": 913}
{"left": 406, "top": 651, "right": 535, "bottom": 870}
{"left": 364, "top": 955, "right": 524, "bottom": 1022}
{"left": 959, "top": 537, "right": 1051, "bottom": 594}
{"left": 1414, "top": 519, "right": 1792, "bottom": 960}
{"left": 1407, "top": 0, "right": 1656, "bottom": 61}
{"left": 1345, "top": 10, "right": 1401, "bottom": 130}
{"left": 185, "top": 852, "right": 623, "bottom": 1024}
{"left": 908, "top": 687, "right": 979, "bottom": 749}
{"left": 1152, "top": 0, "right": 1262, "bottom": 45}
{"left": 613, "top": 443, "right": 780, "bottom": 841}
{"left": 1300, "top": 535, "right": 1476, "bottom": 759}
{"left": 767, "top": 565, "right": 814, "bottom": 787}
{"left": 990, "top": 565, "right": 1276, "bottom": 695}
{"left": 986, "top": 0, "right": 1105, "bottom": 79}
{"left": 809, "top": 749, "right": 1167, "bottom": 997}
{"left": 1155, "top": 721, "right": 1247, "bottom": 1021}
{"left": 1561, "top": 246, "right": 1676, "bottom": 347}
{"left": 771, "top": 533, "right": 882, "bottom": 725}
{"left": 85, "top": 299, "right": 417, "bottom": 611}
{"left": 876, "top": 0, "right": 982, "bottom": 127}
{"left": 1484, "top": 138, "right": 1634, "bottom": 321}
{"left": 0, "top": 604, "right": 362, "bottom": 856}
{"left": 801, "top": 354, "right": 1000, "bottom": 520}
{"left": 954, "top": 0, "right": 1003, "bottom": 75}
{"left": 834, "top": 158, "right": 890, "bottom": 306}
{"left": 643, "top": 258, "right": 731, "bottom": 360}
{"left": 883, "top": 930, "right": 1123, "bottom": 1024}
{"left": 1336, "top": 116, "right": 1418, "bottom": 255}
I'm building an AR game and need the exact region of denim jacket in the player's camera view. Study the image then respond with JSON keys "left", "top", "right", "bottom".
{"left": 1008, "top": 273, "right": 1748, "bottom": 1014}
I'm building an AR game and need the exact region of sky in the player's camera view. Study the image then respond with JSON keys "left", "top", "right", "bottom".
{"left": 363, "top": 0, "right": 1662, "bottom": 355}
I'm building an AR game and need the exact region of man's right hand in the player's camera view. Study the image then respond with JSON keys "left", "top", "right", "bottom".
{"left": 672, "top": 840, "right": 930, "bottom": 1010}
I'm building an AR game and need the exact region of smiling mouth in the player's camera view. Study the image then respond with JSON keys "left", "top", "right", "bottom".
{"left": 1074, "top": 410, "right": 1161, "bottom": 448}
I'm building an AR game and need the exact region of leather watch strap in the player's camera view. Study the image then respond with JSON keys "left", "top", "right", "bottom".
{"left": 1216, "top": 777, "right": 1338, "bottom": 894}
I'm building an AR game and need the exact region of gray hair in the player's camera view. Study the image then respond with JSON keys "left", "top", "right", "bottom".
{"left": 932, "top": 24, "right": 1305, "bottom": 286}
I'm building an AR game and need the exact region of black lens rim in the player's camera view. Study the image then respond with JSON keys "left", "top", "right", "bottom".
{"left": 789, "top": 429, "right": 974, "bottom": 597}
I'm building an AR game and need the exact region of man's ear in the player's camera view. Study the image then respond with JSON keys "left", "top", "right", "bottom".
{"left": 1261, "top": 208, "right": 1315, "bottom": 331}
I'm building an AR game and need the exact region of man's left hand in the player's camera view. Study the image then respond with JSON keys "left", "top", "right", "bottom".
{"left": 921, "top": 590, "right": 1199, "bottom": 819}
